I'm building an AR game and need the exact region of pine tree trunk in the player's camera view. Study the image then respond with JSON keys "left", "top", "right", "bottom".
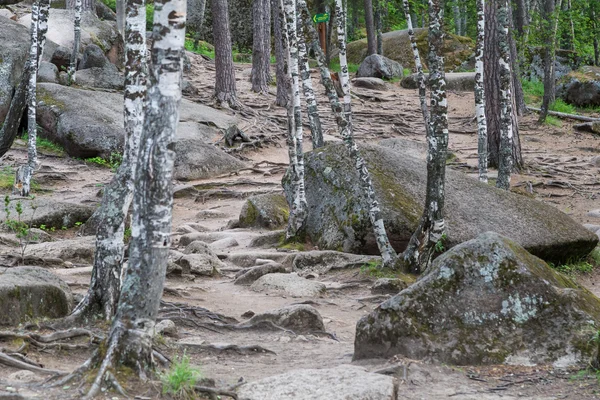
{"left": 83, "top": 0, "right": 185, "bottom": 396}
{"left": 282, "top": 0, "right": 308, "bottom": 240}
{"left": 567, "top": 0, "right": 575, "bottom": 50}
{"left": 272, "top": 0, "right": 289, "bottom": 107}
{"left": 374, "top": 0, "right": 383, "bottom": 55}
{"left": 496, "top": 0, "right": 513, "bottom": 190}
{"left": 460, "top": 3, "right": 467, "bottom": 35}
{"left": 67, "top": 0, "right": 82, "bottom": 84}
{"left": 326, "top": 3, "right": 335, "bottom": 65}
{"left": 508, "top": 2, "right": 527, "bottom": 117}
{"left": 475, "top": 0, "right": 488, "bottom": 183}
{"left": 539, "top": 0, "right": 561, "bottom": 123}
{"left": 251, "top": 0, "right": 272, "bottom": 93}
{"left": 299, "top": 0, "right": 397, "bottom": 267}
{"left": 71, "top": 0, "right": 147, "bottom": 323}
{"left": 297, "top": 36, "right": 324, "bottom": 149}
{"left": 364, "top": 0, "right": 376, "bottom": 55}
{"left": 212, "top": 0, "right": 239, "bottom": 108}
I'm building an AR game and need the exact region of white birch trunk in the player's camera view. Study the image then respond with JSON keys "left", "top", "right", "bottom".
{"left": 297, "top": 37, "right": 323, "bottom": 149}
{"left": 496, "top": 0, "right": 513, "bottom": 191}
{"left": 67, "top": 0, "right": 82, "bottom": 85}
{"left": 475, "top": 0, "right": 488, "bottom": 183}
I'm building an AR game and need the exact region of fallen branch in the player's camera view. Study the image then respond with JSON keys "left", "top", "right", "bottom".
{"left": 527, "top": 106, "right": 600, "bottom": 122}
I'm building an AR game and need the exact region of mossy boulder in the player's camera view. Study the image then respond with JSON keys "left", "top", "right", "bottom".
{"left": 557, "top": 66, "right": 600, "bottom": 108}
{"left": 0, "top": 266, "right": 73, "bottom": 326}
{"left": 285, "top": 139, "right": 597, "bottom": 264}
{"left": 239, "top": 193, "right": 289, "bottom": 230}
{"left": 345, "top": 28, "right": 474, "bottom": 72}
{"left": 354, "top": 232, "right": 600, "bottom": 365}
{"left": 0, "top": 17, "right": 30, "bottom": 122}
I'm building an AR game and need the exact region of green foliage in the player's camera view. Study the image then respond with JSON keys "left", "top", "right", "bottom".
{"left": 329, "top": 60, "right": 359, "bottom": 74}
{"left": 544, "top": 115, "right": 562, "bottom": 127}
{"left": 403, "top": 68, "right": 412, "bottom": 77}
{"left": 3, "top": 196, "right": 38, "bottom": 264}
{"left": 549, "top": 99, "right": 576, "bottom": 114}
{"left": 100, "top": 0, "right": 116, "bottom": 11}
{"left": 521, "top": 79, "right": 544, "bottom": 105}
{"left": 548, "top": 249, "right": 600, "bottom": 276}
{"left": 0, "top": 166, "right": 15, "bottom": 191}
{"left": 85, "top": 153, "right": 123, "bottom": 172}
{"left": 184, "top": 38, "right": 215, "bottom": 59}
{"left": 21, "top": 132, "right": 65, "bottom": 156}
{"left": 146, "top": 3, "right": 154, "bottom": 31}
{"left": 124, "top": 227, "right": 132, "bottom": 242}
{"left": 160, "top": 353, "right": 201, "bottom": 399}
{"left": 434, "top": 233, "right": 448, "bottom": 254}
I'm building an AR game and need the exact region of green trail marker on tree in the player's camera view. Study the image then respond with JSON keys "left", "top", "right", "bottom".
{"left": 313, "top": 13, "right": 329, "bottom": 23}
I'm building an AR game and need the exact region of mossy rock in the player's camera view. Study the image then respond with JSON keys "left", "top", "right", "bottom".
{"left": 557, "top": 66, "right": 600, "bottom": 108}
{"left": 354, "top": 232, "right": 600, "bottom": 365}
{"left": 345, "top": 28, "right": 474, "bottom": 72}
{"left": 239, "top": 193, "right": 289, "bottom": 230}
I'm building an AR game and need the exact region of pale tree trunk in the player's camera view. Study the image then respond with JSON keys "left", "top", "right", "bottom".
{"left": 251, "top": 0, "right": 272, "bottom": 93}
{"left": 0, "top": 0, "right": 49, "bottom": 159}
{"left": 299, "top": 0, "right": 397, "bottom": 268}
{"left": 67, "top": 0, "right": 82, "bottom": 85}
{"left": 401, "top": 0, "right": 449, "bottom": 274}
{"left": 402, "top": 0, "right": 429, "bottom": 133}
{"left": 69, "top": 0, "right": 147, "bottom": 323}
{"left": 297, "top": 36, "right": 324, "bottom": 149}
{"left": 81, "top": 0, "right": 185, "bottom": 396}
{"left": 272, "top": 0, "right": 289, "bottom": 107}
{"left": 538, "top": 0, "right": 562, "bottom": 123}
{"left": 566, "top": 0, "right": 575, "bottom": 51}
{"left": 212, "top": 0, "right": 239, "bottom": 108}
{"left": 117, "top": 0, "right": 125, "bottom": 37}
{"left": 475, "top": 0, "right": 488, "bottom": 183}
{"left": 364, "top": 0, "right": 376, "bottom": 55}
{"left": 14, "top": 0, "right": 40, "bottom": 198}
{"left": 496, "top": 0, "right": 513, "bottom": 190}
{"left": 67, "top": 0, "right": 95, "bottom": 11}
{"left": 282, "top": 0, "right": 308, "bottom": 240}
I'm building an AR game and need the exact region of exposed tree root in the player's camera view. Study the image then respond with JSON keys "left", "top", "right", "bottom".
{"left": 181, "top": 342, "right": 276, "bottom": 355}
{"left": 194, "top": 385, "right": 239, "bottom": 399}
{"left": 0, "top": 351, "right": 65, "bottom": 375}
{"left": 0, "top": 328, "right": 99, "bottom": 350}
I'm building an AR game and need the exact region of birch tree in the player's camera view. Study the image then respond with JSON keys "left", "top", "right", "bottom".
{"left": 297, "top": 37, "right": 324, "bottom": 149}
{"left": 68, "top": 0, "right": 147, "bottom": 323}
{"left": 475, "top": 0, "right": 488, "bottom": 183}
{"left": 67, "top": 0, "right": 82, "bottom": 85}
{"left": 272, "top": 0, "right": 289, "bottom": 107}
{"left": 496, "top": 0, "right": 513, "bottom": 190}
{"left": 251, "top": 0, "right": 272, "bottom": 93}
{"left": 73, "top": 0, "right": 186, "bottom": 395}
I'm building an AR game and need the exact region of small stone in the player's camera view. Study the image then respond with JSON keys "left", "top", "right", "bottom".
{"left": 587, "top": 209, "right": 600, "bottom": 219}
{"left": 371, "top": 278, "right": 408, "bottom": 295}
{"left": 241, "top": 310, "right": 255, "bottom": 318}
{"left": 7, "top": 370, "right": 38, "bottom": 382}
{"left": 155, "top": 319, "right": 177, "bottom": 336}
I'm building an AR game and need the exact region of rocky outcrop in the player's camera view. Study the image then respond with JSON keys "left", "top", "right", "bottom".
{"left": 238, "top": 304, "right": 324, "bottom": 332}
{"left": 0, "top": 197, "right": 95, "bottom": 230}
{"left": 354, "top": 232, "right": 600, "bottom": 365}
{"left": 351, "top": 77, "right": 388, "bottom": 91}
{"left": 356, "top": 54, "right": 403, "bottom": 80}
{"left": 238, "top": 193, "right": 289, "bottom": 230}
{"left": 557, "top": 66, "right": 600, "bottom": 108}
{"left": 284, "top": 139, "right": 598, "bottom": 264}
{"left": 0, "top": 17, "right": 30, "bottom": 122}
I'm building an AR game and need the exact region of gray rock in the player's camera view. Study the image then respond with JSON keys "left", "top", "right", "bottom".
{"left": 25, "top": 236, "right": 96, "bottom": 264}
{"left": 155, "top": 319, "right": 177, "bottom": 336}
{"left": 371, "top": 278, "right": 407, "bottom": 294}
{"left": 588, "top": 209, "right": 600, "bottom": 219}
{"left": 248, "top": 230, "right": 285, "bottom": 248}
{"left": 251, "top": 273, "right": 326, "bottom": 297}
{"left": 37, "top": 61, "right": 59, "bottom": 84}
{"left": 285, "top": 141, "right": 598, "bottom": 264}
{"left": 590, "top": 155, "right": 600, "bottom": 167}
{"left": 0, "top": 197, "right": 95, "bottom": 230}
{"left": 0, "top": 17, "right": 30, "bottom": 122}
{"left": 401, "top": 72, "right": 475, "bottom": 91}
{"left": 292, "top": 250, "right": 380, "bottom": 276}
{"left": 75, "top": 66, "right": 124, "bottom": 89}
{"left": 557, "top": 66, "right": 600, "bottom": 108}
{"left": 95, "top": 0, "right": 117, "bottom": 21}
{"left": 180, "top": 233, "right": 213, "bottom": 247}
{"left": 528, "top": 53, "right": 573, "bottom": 82}
{"left": 234, "top": 263, "right": 286, "bottom": 285}
{"left": 196, "top": 210, "right": 229, "bottom": 219}
{"left": 239, "top": 304, "right": 324, "bottom": 332}
{"left": 583, "top": 224, "right": 600, "bottom": 233}
{"left": 573, "top": 121, "right": 600, "bottom": 134}
{"left": 354, "top": 232, "right": 600, "bottom": 365}
{"left": 238, "top": 193, "right": 289, "bottom": 230}
{"left": 356, "top": 54, "right": 403, "bottom": 80}
{"left": 237, "top": 365, "right": 396, "bottom": 400}
{"left": 50, "top": 45, "right": 73, "bottom": 72}
{"left": 0, "top": 9, "right": 15, "bottom": 19}
{"left": 352, "top": 77, "right": 387, "bottom": 91}
{"left": 79, "top": 44, "right": 110, "bottom": 69}
{"left": 210, "top": 237, "right": 239, "bottom": 249}
{"left": 179, "top": 254, "right": 223, "bottom": 276}
{"left": 174, "top": 139, "right": 245, "bottom": 181}
{"left": 0, "top": 266, "right": 73, "bottom": 326}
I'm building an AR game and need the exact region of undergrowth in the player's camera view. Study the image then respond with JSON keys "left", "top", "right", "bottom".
{"left": 160, "top": 353, "right": 201, "bottom": 400}
{"left": 20, "top": 132, "right": 65, "bottom": 156}
{"left": 85, "top": 153, "right": 123, "bottom": 172}
{"left": 548, "top": 247, "right": 600, "bottom": 276}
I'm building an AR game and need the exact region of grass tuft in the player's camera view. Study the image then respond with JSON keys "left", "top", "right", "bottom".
{"left": 160, "top": 353, "right": 201, "bottom": 400}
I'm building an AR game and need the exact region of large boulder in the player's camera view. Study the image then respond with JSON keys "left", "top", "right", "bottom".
{"left": 354, "top": 232, "right": 600, "bottom": 365}
{"left": 557, "top": 66, "right": 600, "bottom": 108}
{"left": 284, "top": 140, "right": 598, "bottom": 264}
{"left": 0, "top": 197, "right": 95, "bottom": 230}
{"left": 345, "top": 28, "right": 474, "bottom": 72}
{"left": 36, "top": 83, "right": 245, "bottom": 178}
{"left": 38, "top": 61, "right": 59, "bottom": 84}
{"left": 237, "top": 365, "right": 396, "bottom": 400}
{"left": 0, "top": 17, "right": 30, "bottom": 122}
{"left": 402, "top": 72, "right": 476, "bottom": 92}
{"left": 238, "top": 193, "right": 289, "bottom": 230}
{"left": 79, "top": 44, "right": 111, "bottom": 70}
{"left": 74, "top": 65, "right": 124, "bottom": 90}
{"left": 0, "top": 266, "right": 73, "bottom": 325}
{"left": 24, "top": 236, "right": 96, "bottom": 264}
{"left": 527, "top": 48, "right": 577, "bottom": 82}
{"left": 238, "top": 304, "right": 324, "bottom": 332}
{"left": 356, "top": 54, "right": 403, "bottom": 80}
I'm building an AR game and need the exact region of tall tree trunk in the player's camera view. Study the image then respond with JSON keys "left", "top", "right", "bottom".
{"left": 67, "top": 0, "right": 95, "bottom": 11}
{"left": 272, "top": 0, "right": 289, "bottom": 107}
{"left": 566, "top": 0, "right": 575, "bottom": 50}
{"left": 69, "top": 0, "right": 147, "bottom": 323}
{"left": 188, "top": 0, "right": 207, "bottom": 42}
{"left": 453, "top": 1, "right": 461, "bottom": 35}
{"left": 364, "top": 0, "right": 377, "bottom": 55}
{"left": 460, "top": 3, "right": 466, "bottom": 35}
{"left": 326, "top": 3, "right": 335, "bottom": 65}
{"left": 67, "top": 0, "right": 82, "bottom": 84}
{"left": 251, "top": 0, "right": 272, "bottom": 93}
{"left": 212, "top": 0, "right": 239, "bottom": 108}
{"left": 117, "top": 0, "right": 125, "bottom": 37}
{"left": 282, "top": 0, "right": 308, "bottom": 239}
{"left": 297, "top": 35, "right": 324, "bottom": 149}
{"left": 374, "top": 0, "right": 383, "bottom": 55}
{"left": 508, "top": 0, "right": 526, "bottom": 116}
{"left": 538, "top": 0, "right": 562, "bottom": 123}
{"left": 496, "top": 0, "right": 513, "bottom": 190}
{"left": 81, "top": 0, "right": 185, "bottom": 396}
{"left": 475, "top": 0, "right": 488, "bottom": 183}
{"left": 514, "top": 0, "right": 527, "bottom": 35}
{"left": 299, "top": 0, "right": 397, "bottom": 268}
{"left": 0, "top": 0, "right": 49, "bottom": 159}
{"left": 401, "top": 0, "right": 449, "bottom": 274}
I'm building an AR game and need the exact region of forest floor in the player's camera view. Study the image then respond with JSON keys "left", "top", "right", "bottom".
{"left": 0, "top": 52, "right": 599, "bottom": 399}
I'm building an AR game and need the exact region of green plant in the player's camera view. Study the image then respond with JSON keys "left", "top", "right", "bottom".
{"left": 434, "top": 233, "right": 447, "bottom": 254}
{"left": 544, "top": 115, "right": 562, "bottom": 127}
{"left": 184, "top": 38, "right": 215, "bottom": 59}
{"left": 85, "top": 152, "right": 123, "bottom": 172}
{"left": 160, "top": 353, "right": 201, "bottom": 399}
{"left": 146, "top": 3, "right": 154, "bottom": 31}
{"left": 328, "top": 60, "right": 359, "bottom": 74}
{"left": 20, "top": 132, "right": 65, "bottom": 156}
{"left": 549, "top": 99, "right": 576, "bottom": 114}
{"left": 101, "top": 0, "right": 116, "bottom": 11}
{"left": 3, "top": 195, "right": 38, "bottom": 264}
{"left": 403, "top": 68, "right": 412, "bottom": 77}
{"left": 549, "top": 257, "right": 597, "bottom": 276}
{"left": 124, "top": 227, "right": 132, "bottom": 242}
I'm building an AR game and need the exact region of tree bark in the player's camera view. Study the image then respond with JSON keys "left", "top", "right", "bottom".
{"left": 374, "top": 0, "right": 383, "bottom": 55}
{"left": 364, "top": 0, "right": 376, "bottom": 55}
{"left": 212, "top": 0, "right": 239, "bottom": 108}
{"left": 82, "top": 0, "right": 185, "bottom": 396}
{"left": 251, "top": 0, "right": 272, "bottom": 93}
{"left": 297, "top": 36, "right": 324, "bottom": 149}
{"left": 538, "top": 0, "right": 562, "bottom": 123}
{"left": 496, "top": 0, "right": 513, "bottom": 190}
{"left": 116, "top": 0, "right": 125, "bottom": 38}
{"left": 70, "top": 0, "right": 147, "bottom": 323}
{"left": 272, "top": 0, "right": 289, "bottom": 107}
{"left": 67, "top": 0, "right": 95, "bottom": 11}
{"left": 507, "top": 0, "right": 526, "bottom": 116}
{"left": 475, "top": 0, "right": 488, "bottom": 183}
{"left": 67, "top": 0, "right": 82, "bottom": 84}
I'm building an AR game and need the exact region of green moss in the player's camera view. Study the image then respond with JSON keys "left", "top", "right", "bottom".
{"left": 38, "top": 89, "right": 66, "bottom": 110}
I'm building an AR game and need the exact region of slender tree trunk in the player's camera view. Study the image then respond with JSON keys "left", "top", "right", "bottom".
{"left": 67, "top": 0, "right": 82, "bottom": 85}
{"left": 299, "top": 0, "right": 397, "bottom": 268}
{"left": 297, "top": 36, "right": 324, "bottom": 149}
{"left": 401, "top": 0, "right": 448, "bottom": 274}
{"left": 212, "top": 0, "right": 239, "bottom": 108}
{"left": 272, "top": 0, "right": 289, "bottom": 107}
{"left": 538, "top": 0, "right": 561, "bottom": 123}
{"left": 117, "top": 0, "right": 125, "bottom": 37}
{"left": 566, "top": 0, "right": 575, "bottom": 50}
{"left": 508, "top": 0, "right": 526, "bottom": 116}
{"left": 251, "top": 0, "right": 272, "bottom": 93}
{"left": 67, "top": 0, "right": 95, "bottom": 10}
{"left": 593, "top": 9, "right": 600, "bottom": 66}
{"left": 475, "top": 0, "right": 488, "bottom": 183}
{"left": 364, "top": 0, "right": 377, "bottom": 55}
{"left": 460, "top": 3, "right": 467, "bottom": 35}
{"left": 69, "top": 0, "right": 147, "bottom": 323}
{"left": 374, "top": 0, "right": 383, "bottom": 55}
{"left": 0, "top": 0, "right": 49, "bottom": 159}
{"left": 326, "top": 3, "right": 335, "bottom": 65}
{"left": 82, "top": 0, "right": 185, "bottom": 396}
{"left": 496, "top": 0, "right": 513, "bottom": 190}
{"left": 453, "top": 1, "right": 461, "bottom": 35}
